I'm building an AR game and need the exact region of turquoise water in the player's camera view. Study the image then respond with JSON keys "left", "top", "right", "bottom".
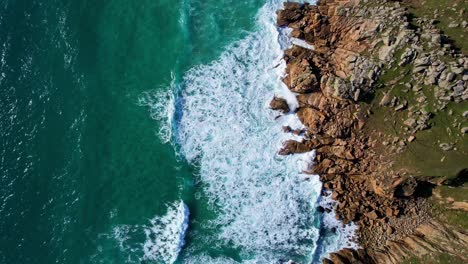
{"left": 0, "top": 0, "right": 355, "bottom": 263}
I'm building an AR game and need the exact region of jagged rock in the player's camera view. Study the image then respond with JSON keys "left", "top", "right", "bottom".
{"left": 297, "top": 107, "right": 326, "bottom": 134}
{"left": 330, "top": 145, "right": 356, "bottom": 160}
{"left": 414, "top": 56, "right": 431, "bottom": 67}
{"left": 269, "top": 96, "right": 290, "bottom": 113}
{"left": 386, "top": 226, "right": 394, "bottom": 235}
{"left": 446, "top": 72, "right": 456, "bottom": 82}
{"left": 366, "top": 210, "right": 379, "bottom": 220}
{"left": 277, "top": 2, "right": 303, "bottom": 27}
{"left": 394, "top": 178, "right": 417, "bottom": 197}
{"left": 284, "top": 54, "right": 321, "bottom": 93}
{"left": 279, "top": 139, "right": 318, "bottom": 155}
{"left": 399, "top": 48, "right": 416, "bottom": 66}
{"left": 275, "top": 2, "right": 465, "bottom": 262}
{"left": 394, "top": 100, "right": 407, "bottom": 111}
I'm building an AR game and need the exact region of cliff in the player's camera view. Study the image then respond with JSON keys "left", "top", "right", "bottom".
{"left": 273, "top": 0, "right": 468, "bottom": 263}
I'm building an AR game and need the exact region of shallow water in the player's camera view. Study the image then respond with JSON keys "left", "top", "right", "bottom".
{"left": 0, "top": 0, "right": 356, "bottom": 263}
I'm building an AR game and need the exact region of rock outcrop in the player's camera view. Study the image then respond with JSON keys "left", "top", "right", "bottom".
{"left": 275, "top": 0, "right": 468, "bottom": 263}
{"left": 270, "top": 96, "right": 290, "bottom": 113}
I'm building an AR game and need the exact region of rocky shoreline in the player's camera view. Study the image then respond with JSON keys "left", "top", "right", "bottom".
{"left": 273, "top": 0, "right": 468, "bottom": 263}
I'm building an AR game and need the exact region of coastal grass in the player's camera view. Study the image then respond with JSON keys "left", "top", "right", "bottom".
{"left": 365, "top": 93, "right": 468, "bottom": 179}
{"left": 401, "top": 253, "right": 466, "bottom": 264}
{"left": 393, "top": 102, "right": 468, "bottom": 179}
{"left": 431, "top": 202, "right": 468, "bottom": 230}
{"left": 404, "top": 0, "right": 468, "bottom": 53}
{"left": 363, "top": 38, "right": 468, "bottom": 179}
{"left": 437, "top": 183, "right": 468, "bottom": 202}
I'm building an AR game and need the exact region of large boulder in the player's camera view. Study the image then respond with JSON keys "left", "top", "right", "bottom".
{"left": 269, "top": 96, "right": 290, "bottom": 113}
{"left": 285, "top": 60, "right": 320, "bottom": 93}
{"left": 277, "top": 2, "right": 304, "bottom": 27}
{"left": 297, "top": 107, "right": 327, "bottom": 134}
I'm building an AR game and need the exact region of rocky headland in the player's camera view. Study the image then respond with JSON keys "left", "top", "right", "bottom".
{"left": 273, "top": 0, "right": 468, "bottom": 263}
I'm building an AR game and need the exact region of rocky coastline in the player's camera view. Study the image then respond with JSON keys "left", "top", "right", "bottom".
{"left": 273, "top": 0, "right": 468, "bottom": 263}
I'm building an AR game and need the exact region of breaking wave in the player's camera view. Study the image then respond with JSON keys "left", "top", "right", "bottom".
{"left": 175, "top": 0, "right": 320, "bottom": 261}
{"left": 104, "top": 201, "right": 189, "bottom": 264}
{"left": 142, "top": 0, "right": 358, "bottom": 262}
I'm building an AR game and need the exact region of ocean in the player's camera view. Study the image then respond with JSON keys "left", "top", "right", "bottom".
{"left": 0, "top": 0, "right": 356, "bottom": 263}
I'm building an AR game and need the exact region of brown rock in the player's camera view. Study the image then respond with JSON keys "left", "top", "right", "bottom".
{"left": 276, "top": 2, "right": 303, "bottom": 27}
{"left": 269, "top": 96, "right": 290, "bottom": 113}
{"left": 297, "top": 107, "right": 327, "bottom": 134}
{"left": 278, "top": 140, "right": 312, "bottom": 155}
{"left": 386, "top": 226, "right": 394, "bottom": 236}
{"left": 366, "top": 210, "right": 379, "bottom": 220}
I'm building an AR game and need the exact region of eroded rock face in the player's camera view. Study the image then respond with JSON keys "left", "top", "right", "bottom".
{"left": 275, "top": 0, "right": 459, "bottom": 263}
{"left": 269, "top": 96, "right": 290, "bottom": 113}
{"left": 279, "top": 1, "right": 382, "bottom": 101}
{"left": 283, "top": 47, "right": 321, "bottom": 93}
{"left": 326, "top": 219, "right": 468, "bottom": 264}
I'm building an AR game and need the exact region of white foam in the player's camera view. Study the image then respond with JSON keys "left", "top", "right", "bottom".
{"left": 174, "top": 0, "right": 321, "bottom": 261}
{"left": 291, "top": 38, "right": 315, "bottom": 50}
{"left": 138, "top": 73, "right": 176, "bottom": 144}
{"left": 143, "top": 201, "right": 190, "bottom": 263}
{"left": 108, "top": 201, "right": 189, "bottom": 264}
{"left": 141, "top": 0, "right": 359, "bottom": 262}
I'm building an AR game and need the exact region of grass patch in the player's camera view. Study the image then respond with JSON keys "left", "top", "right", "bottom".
{"left": 401, "top": 253, "right": 466, "bottom": 264}
{"left": 394, "top": 101, "right": 468, "bottom": 179}
{"left": 403, "top": 0, "right": 468, "bottom": 53}
{"left": 432, "top": 202, "right": 468, "bottom": 230}
{"left": 364, "top": 53, "right": 468, "bottom": 179}
{"left": 437, "top": 183, "right": 468, "bottom": 202}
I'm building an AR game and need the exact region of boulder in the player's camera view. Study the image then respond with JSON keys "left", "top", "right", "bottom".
{"left": 394, "top": 178, "right": 417, "bottom": 198}
{"left": 277, "top": 2, "right": 303, "bottom": 27}
{"left": 297, "top": 107, "right": 327, "bottom": 134}
{"left": 380, "top": 93, "right": 392, "bottom": 106}
{"left": 288, "top": 64, "right": 320, "bottom": 93}
{"left": 279, "top": 140, "right": 313, "bottom": 155}
{"left": 269, "top": 96, "right": 290, "bottom": 113}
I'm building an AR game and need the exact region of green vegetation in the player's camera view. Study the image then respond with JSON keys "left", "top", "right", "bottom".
{"left": 438, "top": 183, "right": 468, "bottom": 201}
{"left": 401, "top": 253, "right": 466, "bottom": 264}
{"left": 361, "top": 0, "right": 468, "bottom": 179}
{"left": 432, "top": 202, "right": 468, "bottom": 231}
{"left": 405, "top": 0, "right": 468, "bottom": 53}
{"left": 363, "top": 58, "right": 468, "bottom": 179}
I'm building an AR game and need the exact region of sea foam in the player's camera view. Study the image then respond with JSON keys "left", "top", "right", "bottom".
{"left": 143, "top": 0, "right": 358, "bottom": 262}
{"left": 174, "top": 0, "right": 320, "bottom": 261}
{"left": 107, "top": 201, "right": 189, "bottom": 264}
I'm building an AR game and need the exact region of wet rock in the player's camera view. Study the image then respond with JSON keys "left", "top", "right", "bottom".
{"left": 277, "top": 2, "right": 303, "bottom": 27}
{"left": 279, "top": 140, "right": 314, "bottom": 155}
{"left": 270, "top": 96, "right": 290, "bottom": 113}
